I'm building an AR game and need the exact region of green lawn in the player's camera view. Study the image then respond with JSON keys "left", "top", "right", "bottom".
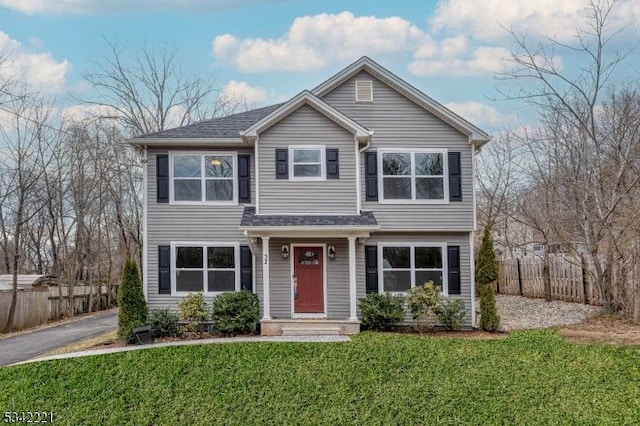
{"left": 1, "top": 330, "right": 639, "bottom": 425}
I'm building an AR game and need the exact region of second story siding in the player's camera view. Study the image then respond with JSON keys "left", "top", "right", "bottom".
{"left": 257, "top": 105, "right": 358, "bottom": 215}
{"left": 322, "top": 71, "right": 475, "bottom": 231}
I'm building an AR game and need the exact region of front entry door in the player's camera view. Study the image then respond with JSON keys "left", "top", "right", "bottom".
{"left": 293, "top": 246, "right": 324, "bottom": 313}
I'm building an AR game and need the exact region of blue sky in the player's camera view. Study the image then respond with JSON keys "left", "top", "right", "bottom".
{"left": 0, "top": 0, "right": 638, "bottom": 132}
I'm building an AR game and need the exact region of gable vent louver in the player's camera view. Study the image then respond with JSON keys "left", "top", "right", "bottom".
{"left": 355, "top": 80, "right": 373, "bottom": 103}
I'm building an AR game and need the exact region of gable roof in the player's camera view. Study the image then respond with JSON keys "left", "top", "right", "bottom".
{"left": 128, "top": 103, "right": 283, "bottom": 145}
{"left": 241, "top": 90, "right": 373, "bottom": 143}
{"left": 312, "top": 56, "right": 491, "bottom": 146}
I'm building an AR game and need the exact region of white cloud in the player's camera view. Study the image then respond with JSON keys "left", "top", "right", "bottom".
{"left": 213, "top": 12, "right": 431, "bottom": 73}
{"left": 0, "top": 0, "right": 286, "bottom": 15}
{"left": 445, "top": 101, "right": 519, "bottom": 130}
{"left": 219, "top": 80, "right": 267, "bottom": 106}
{"left": 431, "top": 0, "right": 639, "bottom": 42}
{"left": 409, "top": 46, "right": 512, "bottom": 77}
{"left": 0, "top": 31, "right": 70, "bottom": 95}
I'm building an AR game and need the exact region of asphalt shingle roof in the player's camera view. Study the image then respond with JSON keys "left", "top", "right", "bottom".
{"left": 136, "top": 103, "right": 284, "bottom": 139}
{"left": 240, "top": 207, "right": 378, "bottom": 228}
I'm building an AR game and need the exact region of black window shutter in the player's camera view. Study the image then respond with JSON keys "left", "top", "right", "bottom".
{"left": 240, "top": 245, "right": 253, "bottom": 292}
{"left": 238, "top": 154, "right": 251, "bottom": 203}
{"left": 364, "top": 151, "right": 378, "bottom": 201}
{"left": 275, "top": 149, "right": 288, "bottom": 179}
{"left": 156, "top": 154, "right": 169, "bottom": 203}
{"left": 447, "top": 246, "right": 461, "bottom": 295}
{"left": 365, "top": 245, "right": 378, "bottom": 294}
{"left": 448, "top": 152, "right": 462, "bottom": 202}
{"left": 326, "top": 148, "right": 339, "bottom": 179}
{"left": 158, "top": 245, "right": 171, "bottom": 294}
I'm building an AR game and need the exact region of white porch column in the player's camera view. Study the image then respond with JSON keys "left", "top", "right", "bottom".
{"left": 262, "top": 237, "right": 271, "bottom": 320}
{"left": 348, "top": 236, "right": 358, "bottom": 321}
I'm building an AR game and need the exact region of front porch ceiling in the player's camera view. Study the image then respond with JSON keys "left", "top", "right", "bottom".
{"left": 243, "top": 228, "right": 374, "bottom": 239}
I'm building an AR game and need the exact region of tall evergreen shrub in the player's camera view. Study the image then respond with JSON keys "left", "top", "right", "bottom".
{"left": 118, "top": 259, "right": 147, "bottom": 339}
{"left": 476, "top": 227, "right": 500, "bottom": 331}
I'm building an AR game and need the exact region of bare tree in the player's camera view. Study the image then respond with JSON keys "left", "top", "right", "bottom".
{"left": 498, "top": 0, "right": 640, "bottom": 312}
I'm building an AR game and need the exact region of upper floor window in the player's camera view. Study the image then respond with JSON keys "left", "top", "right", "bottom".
{"left": 289, "top": 145, "right": 326, "bottom": 181}
{"left": 171, "top": 153, "right": 236, "bottom": 203}
{"left": 379, "top": 149, "right": 448, "bottom": 203}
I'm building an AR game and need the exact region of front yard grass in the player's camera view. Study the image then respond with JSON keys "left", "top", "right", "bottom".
{"left": 1, "top": 330, "right": 639, "bottom": 425}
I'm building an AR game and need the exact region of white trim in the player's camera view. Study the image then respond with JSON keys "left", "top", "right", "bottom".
{"left": 142, "top": 146, "right": 148, "bottom": 300}
{"left": 290, "top": 243, "right": 328, "bottom": 317}
{"left": 255, "top": 135, "right": 260, "bottom": 215}
{"left": 377, "top": 242, "right": 448, "bottom": 296}
{"left": 169, "top": 151, "right": 238, "bottom": 205}
{"left": 169, "top": 242, "right": 241, "bottom": 297}
{"left": 127, "top": 137, "right": 245, "bottom": 146}
{"left": 262, "top": 237, "right": 271, "bottom": 320}
{"left": 242, "top": 91, "right": 372, "bottom": 142}
{"left": 377, "top": 148, "right": 449, "bottom": 204}
{"left": 288, "top": 145, "right": 326, "bottom": 181}
{"left": 310, "top": 57, "right": 490, "bottom": 145}
{"left": 354, "top": 137, "right": 361, "bottom": 213}
{"left": 469, "top": 231, "right": 477, "bottom": 327}
{"left": 348, "top": 237, "right": 357, "bottom": 321}
{"left": 471, "top": 142, "right": 477, "bottom": 231}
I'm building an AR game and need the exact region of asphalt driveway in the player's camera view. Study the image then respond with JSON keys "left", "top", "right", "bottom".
{"left": 0, "top": 310, "right": 117, "bottom": 366}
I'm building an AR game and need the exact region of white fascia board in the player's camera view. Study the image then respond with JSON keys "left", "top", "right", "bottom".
{"left": 125, "top": 137, "right": 245, "bottom": 147}
{"left": 242, "top": 91, "right": 371, "bottom": 141}
{"left": 311, "top": 56, "right": 491, "bottom": 144}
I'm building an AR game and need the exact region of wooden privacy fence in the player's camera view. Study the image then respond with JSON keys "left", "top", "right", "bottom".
{"left": 498, "top": 255, "right": 602, "bottom": 304}
{"left": 0, "top": 284, "right": 118, "bottom": 331}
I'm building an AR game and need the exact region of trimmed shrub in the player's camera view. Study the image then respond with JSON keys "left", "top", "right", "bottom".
{"left": 177, "top": 292, "right": 209, "bottom": 332}
{"left": 434, "top": 298, "right": 466, "bottom": 331}
{"left": 359, "top": 293, "right": 405, "bottom": 331}
{"left": 479, "top": 283, "right": 500, "bottom": 331}
{"left": 476, "top": 227, "right": 499, "bottom": 287}
{"left": 211, "top": 290, "right": 260, "bottom": 336}
{"left": 406, "top": 281, "right": 442, "bottom": 332}
{"left": 148, "top": 309, "right": 181, "bottom": 338}
{"left": 117, "top": 259, "right": 147, "bottom": 340}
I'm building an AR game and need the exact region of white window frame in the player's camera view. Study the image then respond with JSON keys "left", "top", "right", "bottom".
{"left": 378, "top": 148, "right": 449, "bottom": 204}
{"left": 378, "top": 242, "right": 448, "bottom": 296}
{"left": 288, "top": 145, "right": 326, "bottom": 181}
{"left": 169, "top": 151, "right": 238, "bottom": 205}
{"left": 170, "top": 242, "right": 241, "bottom": 296}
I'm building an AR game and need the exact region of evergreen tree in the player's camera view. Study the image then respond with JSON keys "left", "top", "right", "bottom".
{"left": 118, "top": 259, "right": 147, "bottom": 339}
{"left": 476, "top": 227, "right": 500, "bottom": 331}
{"left": 476, "top": 227, "right": 499, "bottom": 286}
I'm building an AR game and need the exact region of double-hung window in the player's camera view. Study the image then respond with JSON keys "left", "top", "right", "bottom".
{"left": 379, "top": 243, "right": 447, "bottom": 294}
{"left": 173, "top": 243, "right": 239, "bottom": 295}
{"left": 289, "top": 145, "right": 325, "bottom": 180}
{"left": 171, "top": 153, "right": 236, "bottom": 203}
{"left": 379, "top": 149, "right": 448, "bottom": 202}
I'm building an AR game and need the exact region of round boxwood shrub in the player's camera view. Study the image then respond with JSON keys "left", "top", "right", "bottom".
{"left": 177, "top": 292, "right": 209, "bottom": 333}
{"left": 117, "top": 259, "right": 147, "bottom": 340}
{"left": 359, "top": 293, "right": 405, "bottom": 331}
{"left": 148, "top": 308, "right": 181, "bottom": 338}
{"left": 211, "top": 290, "right": 260, "bottom": 336}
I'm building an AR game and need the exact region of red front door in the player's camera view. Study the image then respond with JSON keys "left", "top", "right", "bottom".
{"left": 293, "top": 246, "right": 324, "bottom": 313}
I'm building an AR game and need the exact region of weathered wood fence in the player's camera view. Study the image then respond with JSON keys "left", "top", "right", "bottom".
{"left": 498, "top": 255, "right": 602, "bottom": 304}
{"left": 0, "top": 284, "right": 118, "bottom": 331}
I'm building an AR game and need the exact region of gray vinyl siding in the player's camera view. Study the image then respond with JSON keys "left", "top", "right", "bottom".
{"left": 366, "top": 232, "right": 474, "bottom": 328}
{"left": 146, "top": 148, "right": 254, "bottom": 310}
{"left": 257, "top": 105, "right": 358, "bottom": 215}
{"left": 322, "top": 71, "right": 475, "bottom": 231}
{"left": 254, "top": 238, "right": 362, "bottom": 320}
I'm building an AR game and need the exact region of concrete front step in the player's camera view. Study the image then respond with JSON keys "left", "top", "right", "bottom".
{"left": 261, "top": 319, "right": 360, "bottom": 336}
{"left": 281, "top": 327, "right": 342, "bottom": 336}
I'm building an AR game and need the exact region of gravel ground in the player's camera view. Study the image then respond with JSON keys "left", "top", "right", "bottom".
{"left": 488, "top": 295, "right": 602, "bottom": 331}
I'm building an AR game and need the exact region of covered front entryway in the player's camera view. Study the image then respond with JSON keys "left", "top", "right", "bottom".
{"left": 292, "top": 245, "right": 325, "bottom": 316}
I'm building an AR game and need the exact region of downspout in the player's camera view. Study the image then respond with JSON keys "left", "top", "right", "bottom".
{"left": 142, "top": 145, "right": 148, "bottom": 300}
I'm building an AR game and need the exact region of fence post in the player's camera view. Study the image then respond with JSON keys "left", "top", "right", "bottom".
{"left": 516, "top": 258, "right": 523, "bottom": 296}
{"left": 582, "top": 256, "right": 590, "bottom": 305}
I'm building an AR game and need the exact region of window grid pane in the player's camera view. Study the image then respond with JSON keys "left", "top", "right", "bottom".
{"left": 381, "top": 245, "right": 445, "bottom": 293}
{"left": 173, "top": 154, "right": 235, "bottom": 203}
{"left": 381, "top": 151, "right": 446, "bottom": 201}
